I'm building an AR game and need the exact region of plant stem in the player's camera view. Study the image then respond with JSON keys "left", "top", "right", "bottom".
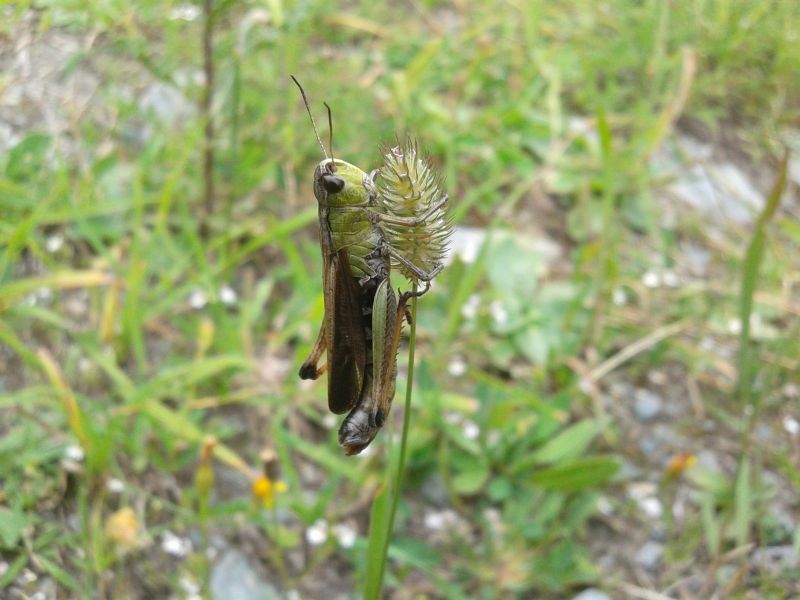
{"left": 201, "top": 0, "right": 215, "bottom": 233}
{"left": 376, "top": 286, "right": 419, "bottom": 594}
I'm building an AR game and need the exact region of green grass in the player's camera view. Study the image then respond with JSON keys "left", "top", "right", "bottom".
{"left": 1, "top": 0, "right": 800, "bottom": 597}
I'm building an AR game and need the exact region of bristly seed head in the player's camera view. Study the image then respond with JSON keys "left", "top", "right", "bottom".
{"left": 376, "top": 140, "right": 452, "bottom": 282}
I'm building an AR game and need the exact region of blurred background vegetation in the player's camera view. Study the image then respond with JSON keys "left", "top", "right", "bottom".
{"left": 1, "top": 0, "right": 799, "bottom": 598}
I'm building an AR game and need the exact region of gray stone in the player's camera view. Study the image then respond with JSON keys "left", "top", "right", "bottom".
{"left": 653, "top": 134, "right": 765, "bottom": 226}
{"left": 211, "top": 549, "right": 280, "bottom": 600}
{"left": 636, "top": 540, "right": 664, "bottom": 570}
{"left": 420, "top": 473, "right": 449, "bottom": 506}
{"left": 571, "top": 588, "right": 612, "bottom": 600}
{"left": 633, "top": 388, "right": 663, "bottom": 421}
{"left": 139, "top": 82, "right": 193, "bottom": 124}
{"left": 696, "top": 450, "right": 720, "bottom": 472}
{"left": 753, "top": 545, "right": 800, "bottom": 573}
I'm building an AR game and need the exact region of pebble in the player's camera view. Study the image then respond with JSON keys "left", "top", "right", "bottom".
{"left": 633, "top": 388, "right": 663, "bottom": 421}
{"left": 753, "top": 545, "right": 800, "bottom": 572}
{"left": 211, "top": 549, "right": 279, "bottom": 600}
{"left": 636, "top": 540, "right": 664, "bottom": 570}
{"left": 571, "top": 589, "right": 612, "bottom": 600}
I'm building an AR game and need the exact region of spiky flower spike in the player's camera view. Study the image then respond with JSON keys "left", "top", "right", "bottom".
{"left": 376, "top": 141, "right": 452, "bottom": 283}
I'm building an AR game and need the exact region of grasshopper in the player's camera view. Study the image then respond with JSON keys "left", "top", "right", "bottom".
{"left": 292, "top": 77, "right": 445, "bottom": 455}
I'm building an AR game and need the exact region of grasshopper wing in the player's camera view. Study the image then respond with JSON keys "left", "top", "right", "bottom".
{"left": 325, "top": 248, "right": 368, "bottom": 414}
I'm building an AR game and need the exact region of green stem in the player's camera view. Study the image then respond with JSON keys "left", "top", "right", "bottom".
{"left": 376, "top": 286, "right": 419, "bottom": 594}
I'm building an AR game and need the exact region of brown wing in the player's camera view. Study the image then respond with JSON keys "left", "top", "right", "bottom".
{"left": 325, "top": 248, "right": 367, "bottom": 414}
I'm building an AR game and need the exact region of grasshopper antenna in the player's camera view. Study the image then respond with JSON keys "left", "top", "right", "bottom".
{"left": 323, "top": 102, "right": 336, "bottom": 171}
{"left": 290, "top": 75, "right": 329, "bottom": 160}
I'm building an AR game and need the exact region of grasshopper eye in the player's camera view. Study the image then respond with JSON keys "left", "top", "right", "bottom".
{"left": 321, "top": 174, "right": 345, "bottom": 194}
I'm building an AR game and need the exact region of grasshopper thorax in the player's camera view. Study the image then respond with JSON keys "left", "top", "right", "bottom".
{"left": 313, "top": 158, "right": 372, "bottom": 208}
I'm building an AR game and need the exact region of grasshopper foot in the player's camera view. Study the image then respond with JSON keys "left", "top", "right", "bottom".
{"left": 299, "top": 362, "right": 325, "bottom": 380}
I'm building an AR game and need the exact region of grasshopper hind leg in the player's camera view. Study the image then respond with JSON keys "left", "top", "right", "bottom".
{"left": 299, "top": 322, "right": 327, "bottom": 380}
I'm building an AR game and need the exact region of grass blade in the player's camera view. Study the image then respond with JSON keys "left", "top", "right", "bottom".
{"left": 736, "top": 151, "right": 789, "bottom": 405}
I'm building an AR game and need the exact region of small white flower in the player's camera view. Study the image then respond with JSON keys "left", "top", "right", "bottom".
{"left": 461, "top": 294, "right": 480, "bottom": 320}
{"left": 170, "top": 4, "right": 200, "bottom": 20}
{"left": 322, "top": 413, "right": 337, "bottom": 429}
{"left": 489, "top": 300, "right": 508, "bottom": 326}
{"left": 727, "top": 318, "right": 742, "bottom": 334}
{"left": 628, "top": 482, "right": 662, "bottom": 518}
{"left": 106, "top": 478, "right": 125, "bottom": 494}
{"left": 219, "top": 285, "right": 237, "bottom": 305}
{"left": 449, "top": 227, "right": 485, "bottom": 265}
{"left": 424, "top": 509, "right": 459, "bottom": 532}
{"left": 783, "top": 415, "right": 799, "bottom": 436}
{"left": 188, "top": 289, "right": 208, "bottom": 309}
{"left": 424, "top": 511, "right": 446, "bottom": 531}
{"left": 448, "top": 356, "right": 467, "bottom": 377}
{"left": 639, "top": 497, "right": 663, "bottom": 518}
{"left": 612, "top": 287, "right": 626, "bottom": 306}
{"left": 64, "top": 445, "right": 85, "bottom": 461}
{"left": 161, "top": 531, "right": 192, "bottom": 557}
{"left": 642, "top": 271, "right": 660, "bottom": 288}
{"left": 45, "top": 235, "right": 64, "bottom": 253}
{"left": 462, "top": 420, "right": 480, "bottom": 441}
{"left": 21, "top": 568, "right": 38, "bottom": 583}
{"left": 332, "top": 523, "right": 357, "bottom": 548}
{"left": 306, "top": 519, "right": 328, "bottom": 545}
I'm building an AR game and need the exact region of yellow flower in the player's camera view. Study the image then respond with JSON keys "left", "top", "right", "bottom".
{"left": 105, "top": 507, "right": 141, "bottom": 551}
{"left": 251, "top": 474, "right": 287, "bottom": 509}
{"left": 665, "top": 452, "right": 697, "bottom": 479}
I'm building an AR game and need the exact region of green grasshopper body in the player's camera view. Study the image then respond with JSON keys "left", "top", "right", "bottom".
{"left": 299, "top": 158, "right": 404, "bottom": 455}
{"left": 293, "top": 77, "right": 447, "bottom": 455}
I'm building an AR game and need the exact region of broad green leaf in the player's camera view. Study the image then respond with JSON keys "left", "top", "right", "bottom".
{"left": 453, "top": 461, "right": 490, "bottom": 495}
{"left": 389, "top": 537, "right": 440, "bottom": 569}
{"left": 0, "top": 507, "right": 29, "bottom": 549}
{"left": 279, "top": 431, "right": 363, "bottom": 484}
{"left": 531, "top": 456, "right": 619, "bottom": 491}
{"left": 513, "top": 419, "right": 605, "bottom": 472}
{"left": 6, "top": 133, "right": 51, "bottom": 181}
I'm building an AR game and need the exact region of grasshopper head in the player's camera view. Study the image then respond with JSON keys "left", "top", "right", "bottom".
{"left": 313, "top": 159, "right": 371, "bottom": 208}
{"left": 338, "top": 403, "right": 385, "bottom": 456}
